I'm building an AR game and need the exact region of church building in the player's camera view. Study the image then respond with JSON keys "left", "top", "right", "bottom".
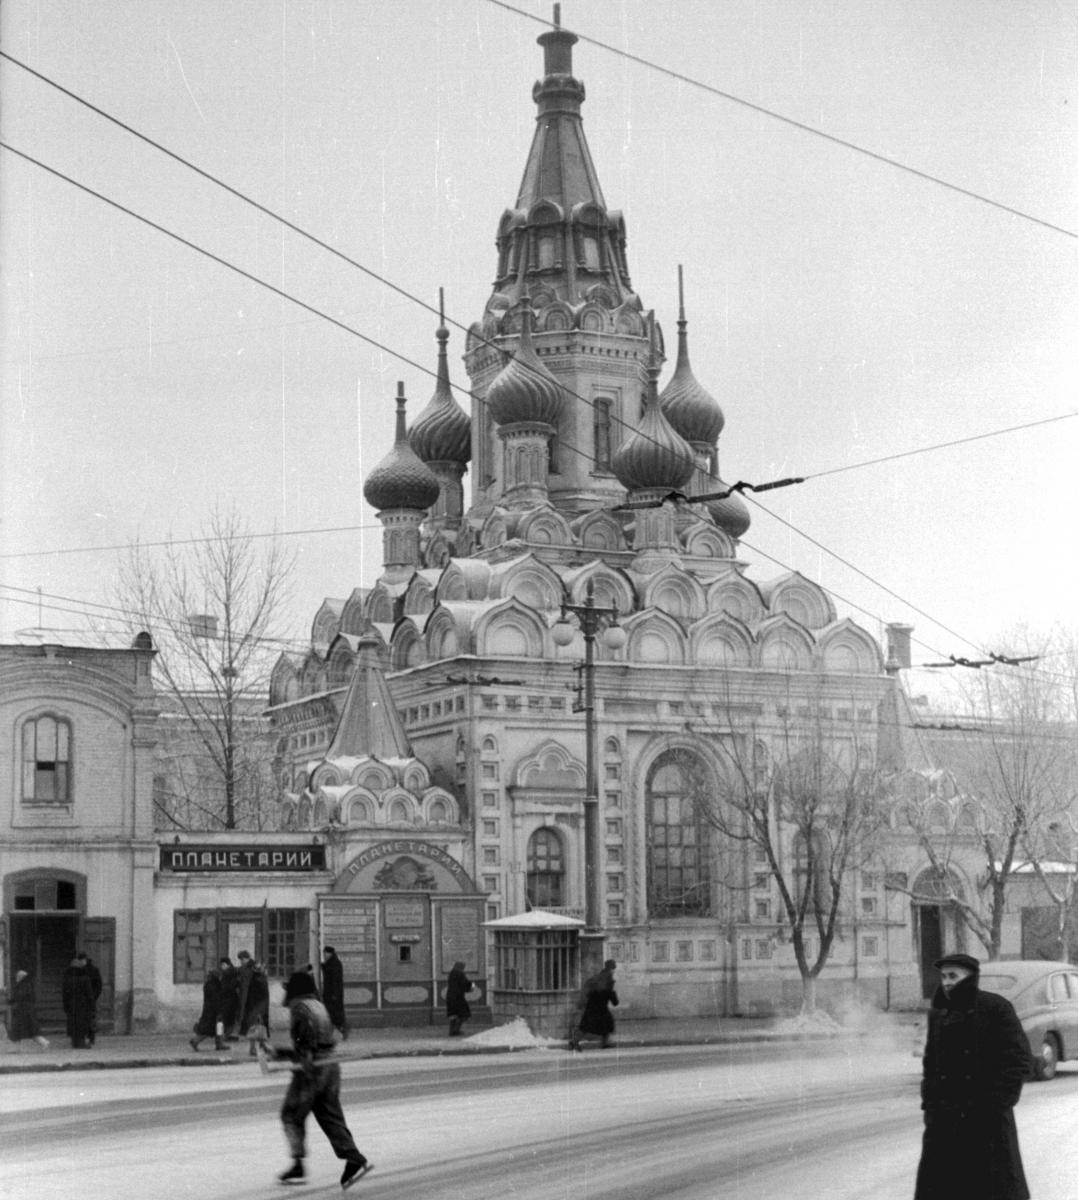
{"left": 265, "top": 16, "right": 927, "bottom": 1022}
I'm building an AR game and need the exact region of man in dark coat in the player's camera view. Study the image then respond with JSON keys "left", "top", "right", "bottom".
{"left": 260, "top": 970, "right": 372, "bottom": 1189}
{"left": 445, "top": 961, "right": 472, "bottom": 1037}
{"left": 321, "top": 946, "right": 347, "bottom": 1040}
{"left": 570, "top": 959, "right": 618, "bottom": 1051}
{"left": 61, "top": 956, "right": 95, "bottom": 1048}
{"left": 190, "top": 958, "right": 232, "bottom": 1051}
{"left": 914, "top": 953, "right": 1031, "bottom": 1200}
{"left": 8, "top": 969, "right": 50, "bottom": 1049}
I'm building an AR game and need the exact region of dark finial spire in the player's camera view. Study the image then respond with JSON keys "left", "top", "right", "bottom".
{"left": 394, "top": 381, "right": 408, "bottom": 442}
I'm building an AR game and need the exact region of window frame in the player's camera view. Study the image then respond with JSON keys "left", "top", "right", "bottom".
{"left": 21, "top": 712, "right": 73, "bottom": 805}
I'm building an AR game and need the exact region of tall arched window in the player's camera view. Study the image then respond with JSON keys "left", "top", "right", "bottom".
{"left": 21, "top": 714, "right": 72, "bottom": 803}
{"left": 593, "top": 398, "right": 612, "bottom": 470}
{"left": 646, "top": 752, "right": 711, "bottom": 916}
{"left": 526, "top": 827, "right": 564, "bottom": 910}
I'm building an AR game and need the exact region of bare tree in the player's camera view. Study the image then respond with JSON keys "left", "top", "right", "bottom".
{"left": 692, "top": 699, "right": 888, "bottom": 1014}
{"left": 912, "top": 627, "right": 1078, "bottom": 960}
{"left": 115, "top": 505, "right": 295, "bottom": 830}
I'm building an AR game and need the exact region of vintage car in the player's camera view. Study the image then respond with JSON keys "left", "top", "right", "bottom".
{"left": 978, "top": 959, "right": 1078, "bottom": 1080}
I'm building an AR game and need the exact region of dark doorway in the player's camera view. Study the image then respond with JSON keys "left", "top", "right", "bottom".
{"left": 9, "top": 913, "right": 79, "bottom": 1030}
{"left": 918, "top": 905, "right": 942, "bottom": 999}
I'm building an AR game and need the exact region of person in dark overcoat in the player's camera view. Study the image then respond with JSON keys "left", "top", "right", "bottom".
{"left": 321, "top": 946, "right": 347, "bottom": 1040}
{"left": 84, "top": 955, "right": 103, "bottom": 1046}
{"left": 61, "top": 956, "right": 95, "bottom": 1049}
{"left": 570, "top": 959, "right": 618, "bottom": 1051}
{"left": 217, "top": 957, "right": 241, "bottom": 1038}
{"left": 8, "top": 969, "right": 49, "bottom": 1049}
{"left": 445, "top": 961, "right": 472, "bottom": 1037}
{"left": 190, "top": 958, "right": 232, "bottom": 1051}
{"left": 914, "top": 952, "right": 1031, "bottom": 1200}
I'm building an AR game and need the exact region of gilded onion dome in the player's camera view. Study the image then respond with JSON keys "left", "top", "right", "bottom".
{"left": 409, "top": 309, "right": 471, "bottom": 466}
{"left": 612, "top": 323, "right": 695, "bottom": 493}
{"left": 659, "top": 268, "right": 724, "bottom": 445}
{"left": 484, "top": 302, "right": 565, "bottom": 428}
{"left": 363, "top": 384, "right": 441, "bottom": 512}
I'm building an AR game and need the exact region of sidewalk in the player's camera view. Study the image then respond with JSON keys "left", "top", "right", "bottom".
{"left": 0, "top": 1012, "right": 922, "bottom": 1075}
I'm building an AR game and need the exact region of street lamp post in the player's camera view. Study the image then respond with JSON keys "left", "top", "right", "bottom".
{"left": 552, "top": 581, "right": 626, "bottom": 982}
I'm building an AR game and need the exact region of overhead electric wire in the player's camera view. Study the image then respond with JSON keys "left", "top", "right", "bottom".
{"left": 489, "top": 0, "right": 1078, "bottom": 242}
{"left": 0, "top": 138, "right": 1048, "bottom": 672}
{"left": 1, "top": 55, "right": 1067, "bottom": 677}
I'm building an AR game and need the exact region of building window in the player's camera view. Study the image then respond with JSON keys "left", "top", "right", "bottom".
{"left": 174, "top": 908, "right": 310, "bottom": 984}
{"left": 605, "top": 791, "right": 622, "bottom": 809}
{"left": 755, "top": 939, "right": 773, "bottom": 960}
{"left": 607, "top": 901, "right": 623, "bottom": 920}
{"left": 526, "top": 827, "right": 564, "bottom": 909}
{"left": 652, "top": 942, "right": 670, "bottom": 963}
{"left": 21, "top": 714, "right": 72, "bottom": 803}
{"left": 593, "top": 398, "right": 612, "bottom": 470}
{"left": 646, "top": 752, "right": 711, "bottom": 917}
{"left": 700, "top": 940, "right": 717, "bottom": 961}
{"left": 482, "top": 763, "right": 498, "bottom": 780}
{"left": 606, "top": 874, "right": 623, "bottom": 893}
{"left": 754, "top": 898, "right": 771, "bottom": 920}
{"left": 861, "top": 936, "right": 879, "bottom": 958}
{"left": 483, "top": 820, "right": 498, "bottom": 837}
{"left": 861, "top": 896, "right": 878, "bottom": 916}
{"left": 483, "top": 875, "right": 500, "bottom": 892}
{"left": 483, "top": 847, "right": 499, "bottom": 866}
{"left": 606, "top": 819, "right": 622, "bottom": 837}
{"left": 606, "top": 845, "right": 622, "bottom": 864}
{"left": 741, "top": 938, "right": 753, "bottom": 960}
{"left": 676, "top": 941, "right": 693, "bottom": 963}
{"left": 482, "top": 791, "right": 498, "bottom": 808}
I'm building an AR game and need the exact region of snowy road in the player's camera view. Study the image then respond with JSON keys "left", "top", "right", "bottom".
{"left": 2, "top": 1042, "right": 1075, "bottom": 1199}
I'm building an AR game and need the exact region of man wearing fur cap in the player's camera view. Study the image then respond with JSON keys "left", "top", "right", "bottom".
{"left": 261, "top": 970, "right": 373, "bottom": 1189}
{"left": 914, "top": 953, "right": 1031, "bottom": 1200}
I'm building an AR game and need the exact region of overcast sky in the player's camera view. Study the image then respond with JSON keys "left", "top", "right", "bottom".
{"left": 2, "top": 0, "right": 1075, "bottom": 665}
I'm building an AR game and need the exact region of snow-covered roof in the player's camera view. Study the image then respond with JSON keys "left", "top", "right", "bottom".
{"left": 482, "top": 909, "right": 585, "bottom": 930}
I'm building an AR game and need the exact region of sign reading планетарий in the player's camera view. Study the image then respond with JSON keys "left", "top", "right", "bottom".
{"left": 160, "top": 844, "right": 327, "bottom": 872}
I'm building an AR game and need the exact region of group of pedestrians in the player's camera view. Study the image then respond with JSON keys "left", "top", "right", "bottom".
{"left": 190, "top": 949, "right": 271, "bottom": 1053}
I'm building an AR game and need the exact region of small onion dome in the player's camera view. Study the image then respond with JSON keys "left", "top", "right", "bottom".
{"left": 363, "top": 383, "right": 441, "bottom": 512}
{"left": 612, "top": 342, "right": 695, "bottom": 493}
{"left": 660, "top": 271, "right": 724, "bottom": 444}
{"left": 485, "top": 302, "right": 564, "bottom": 427}
{"left": 707, "top": 485, "right": 751, "bottom": 539}
{"left": 409, "top": 321, "right": 471, "bottom": 465}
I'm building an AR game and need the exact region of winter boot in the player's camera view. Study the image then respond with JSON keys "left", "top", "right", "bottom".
{"left": 278, "top": 1160, "right": 305, "bottom": 1186}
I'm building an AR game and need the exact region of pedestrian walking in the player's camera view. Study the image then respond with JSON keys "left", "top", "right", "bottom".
{"left": 239, "top": 955, "right": 271, "bottom": 1056}
{"left": 7, "top": 969, "right": 50, "bottom": 1050}
{"left": 569, "top": 958, "right": 618, "bottom": 1051}
{"left": 61, "top": 955, "right": 95, "bottom": 1049}
{"left": 445, "top": 961, "right": 472, "bottom": 1037}
{"left": 190, "top": 957, "right": 233, "bottom": 1051}
{"left": 321, "top": 946, "right": 348, "bottom": 1040}
{"left": 84, "top": 954, "right": 103, "bottom": 1046}
{"left": 259, "top": 969, "right": 372, "bottom": 1189}
{"left": 914, "top": 953, "right": 1031, "bottom": 1200}
{"left": 218, "top": 956, "right": 241, "bottom": 1039}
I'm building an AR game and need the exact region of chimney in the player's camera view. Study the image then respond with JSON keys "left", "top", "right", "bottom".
{"left": 885, "top": 623, "right": 913, "bottom": 673}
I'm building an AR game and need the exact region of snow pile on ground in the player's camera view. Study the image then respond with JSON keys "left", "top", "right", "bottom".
{"left": 769, "top": 1010, "right": 845, "bottom": 1036}
{"left": 463, "top": 1017, "right": 559, "bottom": 1049}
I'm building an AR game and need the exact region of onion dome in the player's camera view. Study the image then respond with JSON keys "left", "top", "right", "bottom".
{"left": 363, "top": 383, "right": 441, "bottom": 512}
{"left": 707, "top": 485, "right": 751, "bottom": 538}
{"left": 612, "top": 320, "right": 695, "bottom": 492}
{"left": 409, "top": 295, "right": 471, "bottom": 466}
{"left": 660, "top": 267, "right": 724, "bottom": 445}
{"left": 484, "top": 302, "right": 565, "bottom": 427}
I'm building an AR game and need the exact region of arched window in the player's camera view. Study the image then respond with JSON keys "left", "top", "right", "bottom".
{"left": 646, "top": 752, "right": 711, "bottom": 917}
{"left": 526, "top": 827, "right": 564, "bottom": 910}
{"left": 21, "top": 714, "right": 72, "bottom": 803}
